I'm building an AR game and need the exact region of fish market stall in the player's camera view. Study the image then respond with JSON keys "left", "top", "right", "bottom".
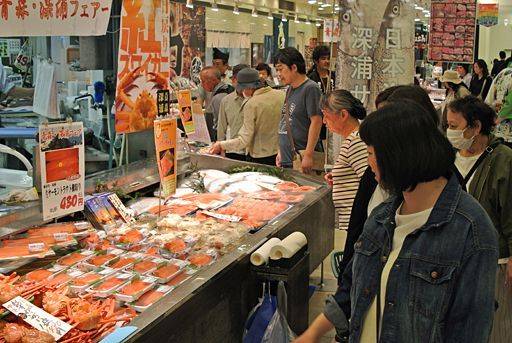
{"left": 0, "top": 154, "right": 334, "bottom": 342}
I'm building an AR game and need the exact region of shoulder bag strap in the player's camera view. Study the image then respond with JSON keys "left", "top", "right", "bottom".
{"left": 478, "top": 78, "right": 488, "bottom": 100}
{"left": 462, "top": 139, "right": 502, "bottom": 187}
{"left": 283, "top": 87, "right": 300, "bottom": 157}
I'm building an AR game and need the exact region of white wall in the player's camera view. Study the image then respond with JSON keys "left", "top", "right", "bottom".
{"left": 478, "top": 2, "right": 512, "bottom": 65}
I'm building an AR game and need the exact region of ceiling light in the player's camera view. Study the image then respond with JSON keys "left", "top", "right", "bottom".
{"left": 211, "top": 1, "right": 218, "bottom": 11}
{"left": 321, "top": 3, "right": 331, "bottom": 7}
{"left": 305, "top": 18, "right": 311, "bottom": 25}
{"left": 316, "top": 21, "right": 321, "bottom": 27}
{"left": 186, "top": 0, "right": 193, "bottom": 9}
{"left": 267, "top": 11, "right": 273, "bottom": 20}
{"left": 282, "top": 13, "right": 288, "bottom": 22}
{"left": 294, "top": 14, "right": 299, "bottom": 23}
{"left": 252, "top": 7, "right": 258, "bottom": 17}
{"left": 233, "top": 5, "right": 240, "bottom": 15}
{"left": 308, "top": 0, "right": 317, "bottom": 4}
{"left": 414, "top": 18, "right": 420, "bottom": 22}
{"left": 505, "top": 18, "right": 509, "bottom": 26}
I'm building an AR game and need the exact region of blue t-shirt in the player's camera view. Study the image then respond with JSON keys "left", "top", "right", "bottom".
{"left": 278, "top": 78, "right": 323, "bottom": 167}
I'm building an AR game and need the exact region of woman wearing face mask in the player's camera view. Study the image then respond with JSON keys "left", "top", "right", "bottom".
{"left": 446, "top": 96, "right": 512, "bottom": 342}
{"left": 321, "top": 90, "right": 368, "bottom": 231}
{"left": 295, "top": 100, "right": 498, "bottom": 343}
{"left": 440, "top": 70, "right": 471, "bottom": 129}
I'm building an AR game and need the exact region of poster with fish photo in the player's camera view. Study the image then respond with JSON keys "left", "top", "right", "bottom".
{"left": 428, "top": 0, "right": 477, "bottom": 63}
{"left": 154, "top": 118, "right": 177, "bottom": 197}
{"left": 177, "top": 89, "right": 196, "bottom": 134}
{"left": 115, "top": 0, "right": 171, "bottom": 133}
{"left": 39, "top": 122, "right": 85, "bottom": 220}
{"left": 170, "top": 1, "right": 206, "bottom": 85}
{"left": 336, "top": 0, "right": 415, "bottom": 109}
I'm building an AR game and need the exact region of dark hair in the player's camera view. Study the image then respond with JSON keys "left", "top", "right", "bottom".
{"left": 386, "top": 85, "right": 440, "bottom": 128}
{"left": 255, "top": 63, "right": 272, "bottom": 77}
{"left": 500, "top": 51, "right": 506, "bottom": 59}
{"left": 233, "top": 64, "right": 250, "bottom": 78}
{"left": 320, "top": 90, "right": 366, "bottom": 120}
{"left": 447, "top": 96, "right": 497, "bottom": 136}
{"left": 457, "top": 64, "right": 469, "bottom": 74}
{"left": 312, "top": 45, "right": 330, "bottom": 63}
{"left": 274, "top": 47, "right": 306, "bottom": 74}
{"left": 360, "top": 100, "right": 455, "bottom": 194}
{"left": 375, "top": 85, "right": 401, "bottom": 108}
{"left": 474, "top": 59, "right": 489, "bottom": 78}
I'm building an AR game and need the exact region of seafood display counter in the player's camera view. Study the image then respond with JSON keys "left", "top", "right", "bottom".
{"left": 0, "top": 154, "right": 334, "bottom": 342}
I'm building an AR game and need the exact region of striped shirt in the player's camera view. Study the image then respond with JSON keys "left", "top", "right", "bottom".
{"left": 332, "top": 130, "right": 368, "bottom": 230}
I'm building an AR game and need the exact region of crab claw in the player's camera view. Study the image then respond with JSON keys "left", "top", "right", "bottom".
{"left": 117, "top": 66, "right": 143, "bottom": 91}
{"left": 148, "top": 72, "right": 169, "bottom": 90}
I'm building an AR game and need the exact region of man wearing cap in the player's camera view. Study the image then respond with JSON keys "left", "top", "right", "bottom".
{"left": 217, "top": 64, "right": 250, "bottom": 161}
{"left": 209, "top": 68, "right": 285, "bottom": 166}
{"left": 200, "top": 66, "right": 234, "bottom": 141}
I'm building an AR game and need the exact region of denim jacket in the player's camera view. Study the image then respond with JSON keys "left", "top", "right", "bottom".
{"left": 324, "top": 176, "right": 499, "bottom": 342}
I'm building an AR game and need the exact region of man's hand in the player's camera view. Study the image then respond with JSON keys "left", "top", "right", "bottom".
{"left": 506, "top": 259, "right": 512, "bottom": 289}
{"left": 301, "top": 152, "right": 314, "bottom": 174}
{"left": 324, "top": 172, "right": 333, "bottom": 187}
{"left": 209, "top": 142, "right": 224, "bottom": 155}
{"left": 276, "top": 151, "right": 282, "bottom": 167}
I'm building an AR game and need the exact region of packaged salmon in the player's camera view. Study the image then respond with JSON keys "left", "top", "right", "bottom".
{"left": 150, "top": 259, "right": 189, "bottom": 284}
{"left": 130, "top": 285, "right": 173, "bottom": 312}
{"left": 69, "top": 270, "right": 104, "bottom": 292}
{"left": 87, "top": 272, "right": 133, "bottom": 298}
{"left": 108, "top": 252, "right": 144, "bottom": 270}
{"left": 25, "top": 221, "right": 93, "bottom": 239}
{"left": 54, "top": 250, "right": 95, "bottom": 268}
{"left": 115, "top": 276, "right": 157, "bottom": 303}
{"left": 187, "top": 249, "right": 217, "bottom": 268}
{"left": 179, "top": 193, "right": 233, "bottom": 210}
{"left": 131, "top": 257, "right": 167, "bottom": 275}
{"left": 82, "top": 252, "right": 120, "bottom": 270}
{"left": 46, "top": 268, "right": 84, "bottom": 287}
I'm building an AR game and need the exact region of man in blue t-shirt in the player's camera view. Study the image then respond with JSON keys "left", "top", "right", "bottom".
{"left": 274, "top": 47, "right": 323, "bottom": 174}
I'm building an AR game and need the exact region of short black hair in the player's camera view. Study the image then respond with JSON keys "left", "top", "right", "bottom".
{"left": 312, "top": 45, "right": 330, "bottom": 63}
{"left": 447, "top": 96, "right": 497, "bottom": 136}
{"left": 386, "top": 85, "right": 440, "bottom": 128}
{"left": 458, "top": 64, "right": 469, "bottom": 74}
{"left": 360, "top": 100, "right": 455, "bottom": 194}
{"left": 274, "top": 47, "right": 306, "bottom": 74}
{"left": 500, "top": 51, "right": 506, "bottom": 59}
{"left": 255, "top": 63, "right": 272, "bottom": 76}
{"left": 375, "top": 86, "right": 401, "bottom": 108}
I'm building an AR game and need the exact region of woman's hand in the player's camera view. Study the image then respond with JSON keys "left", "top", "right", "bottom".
{"left": 324, "top": 172, "right": 333, "bottom": 187}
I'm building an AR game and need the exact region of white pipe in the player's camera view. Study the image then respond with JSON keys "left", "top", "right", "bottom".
{"left": 0, "top": 143, "right": 33, "bottom": 177}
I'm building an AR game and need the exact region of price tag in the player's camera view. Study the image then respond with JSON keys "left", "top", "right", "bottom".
{"left": 156, "top": 285, "right": 172, "bottom": 293}
{"left": 39, "top": 122, "right": 85, "bottom": 221}
{"left": 53, "top": 232, "right": 69, "bottom": 242}
{"left": 107, "top": 194, "right": 136, "bottom": 223}
{"left": 3, "top": 296, "right": 73, "bottom": 340}
{"left": 200, "top": 210, "right": 241, "bottom": 222}
{"left": 28, "top": 243, "right": 45, "bottom": 253}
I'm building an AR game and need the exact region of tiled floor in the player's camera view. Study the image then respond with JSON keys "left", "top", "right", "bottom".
{"left": 307, "top": 230, "right": 347, "bottom": 342}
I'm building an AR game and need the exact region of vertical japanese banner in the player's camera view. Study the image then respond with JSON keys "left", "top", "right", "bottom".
{"left": 170, "top": 1, "right": 205, "bottom": 85}
{"left": 477, "top": 3, "right": 499, "bottom": 27}
{"left": 115, "top": 0, "right": 170, "bottom": 134}
{"left": 336, "top": 1, "right": 415, "bottom": 109}
{"left": 177, "top": 89, "right": 195, "bottom": 134}
{"left": 39, "top": 122, "right": 85, "bottom": 221}
{"left": 154, "top": 117, "right": 177, "bottom": 197}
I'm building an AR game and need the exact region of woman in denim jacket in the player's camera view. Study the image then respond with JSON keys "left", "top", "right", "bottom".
{"left": 295, "top": 101, "right": 499, "bottom": 343}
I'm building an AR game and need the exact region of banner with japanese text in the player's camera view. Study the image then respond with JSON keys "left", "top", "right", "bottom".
{"left": 477, "top": 3, "right": 499, "bottom": 27}
{"left": 335, "top": 1, "right": 415, "bottom": 109}
{"left": 115, "top": 0, "right": 170, "bottom": 133}
{"left": 154, "top": 117, "right": 177, "bottom": 197}
{"left": 177, "top": 89, "right": 195, "bottom": 134}
{"left": 323, "top": 19, "right": 340, "bottom": 43}
{"left": 39, "top": 121, "right": 85, "bottom": 220}
{"left": 0, "top": 0, "right": 112, "bottom": 36}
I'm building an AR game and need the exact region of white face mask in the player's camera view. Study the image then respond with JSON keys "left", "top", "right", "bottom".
{"left": 446, "top": 128, "right": 475, "bottom": 150}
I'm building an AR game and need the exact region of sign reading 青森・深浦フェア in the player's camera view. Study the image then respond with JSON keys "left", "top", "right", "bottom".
{"left": 0, "top": 0, "right": 113, "bottom": 37}
{"left": 39, "top": 121, "right": 85, "bottom": 220}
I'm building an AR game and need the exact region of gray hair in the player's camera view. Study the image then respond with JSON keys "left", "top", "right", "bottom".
{"left": 320, "top": 89, "right": 367, "bottom": 120}
{"left": 200, "top": 66, "right": 222, "bottom": 81}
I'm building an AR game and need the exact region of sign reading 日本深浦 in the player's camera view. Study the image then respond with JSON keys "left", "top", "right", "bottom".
{"left": 336, "top": 0, "right": 415, "bottom": 109}
{"left": 0, "top": 0, "right": 113, "bottom": 37}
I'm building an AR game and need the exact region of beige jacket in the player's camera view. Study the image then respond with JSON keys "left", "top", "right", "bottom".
{"left": 220, "top": 86, "right": 285, "bottom": 158}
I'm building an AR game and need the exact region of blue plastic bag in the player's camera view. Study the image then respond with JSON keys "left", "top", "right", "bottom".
{"left": 243, "top": 283, "right": 277, "bottom": 343}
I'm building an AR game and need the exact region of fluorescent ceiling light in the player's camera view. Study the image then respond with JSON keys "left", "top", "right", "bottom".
{"left": 267, "top": 12, "right": 273, "bottom": 20}
{"left": 308, "top": 0, "right": 316, "bottom": 4}
{"left": 211, "top": 2, "right": 219, "bottom": 11}
{"left": 252, "top": 7, "right": 258, "bottom": 17}
{"left": 282, "top": 13, "right": 288, "bottom": 22}
{"left": 294, "top": 14, "right": 299, "bottom": 23}
{"left": 233, "top": 5, "right": 240, "bottom": 15}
